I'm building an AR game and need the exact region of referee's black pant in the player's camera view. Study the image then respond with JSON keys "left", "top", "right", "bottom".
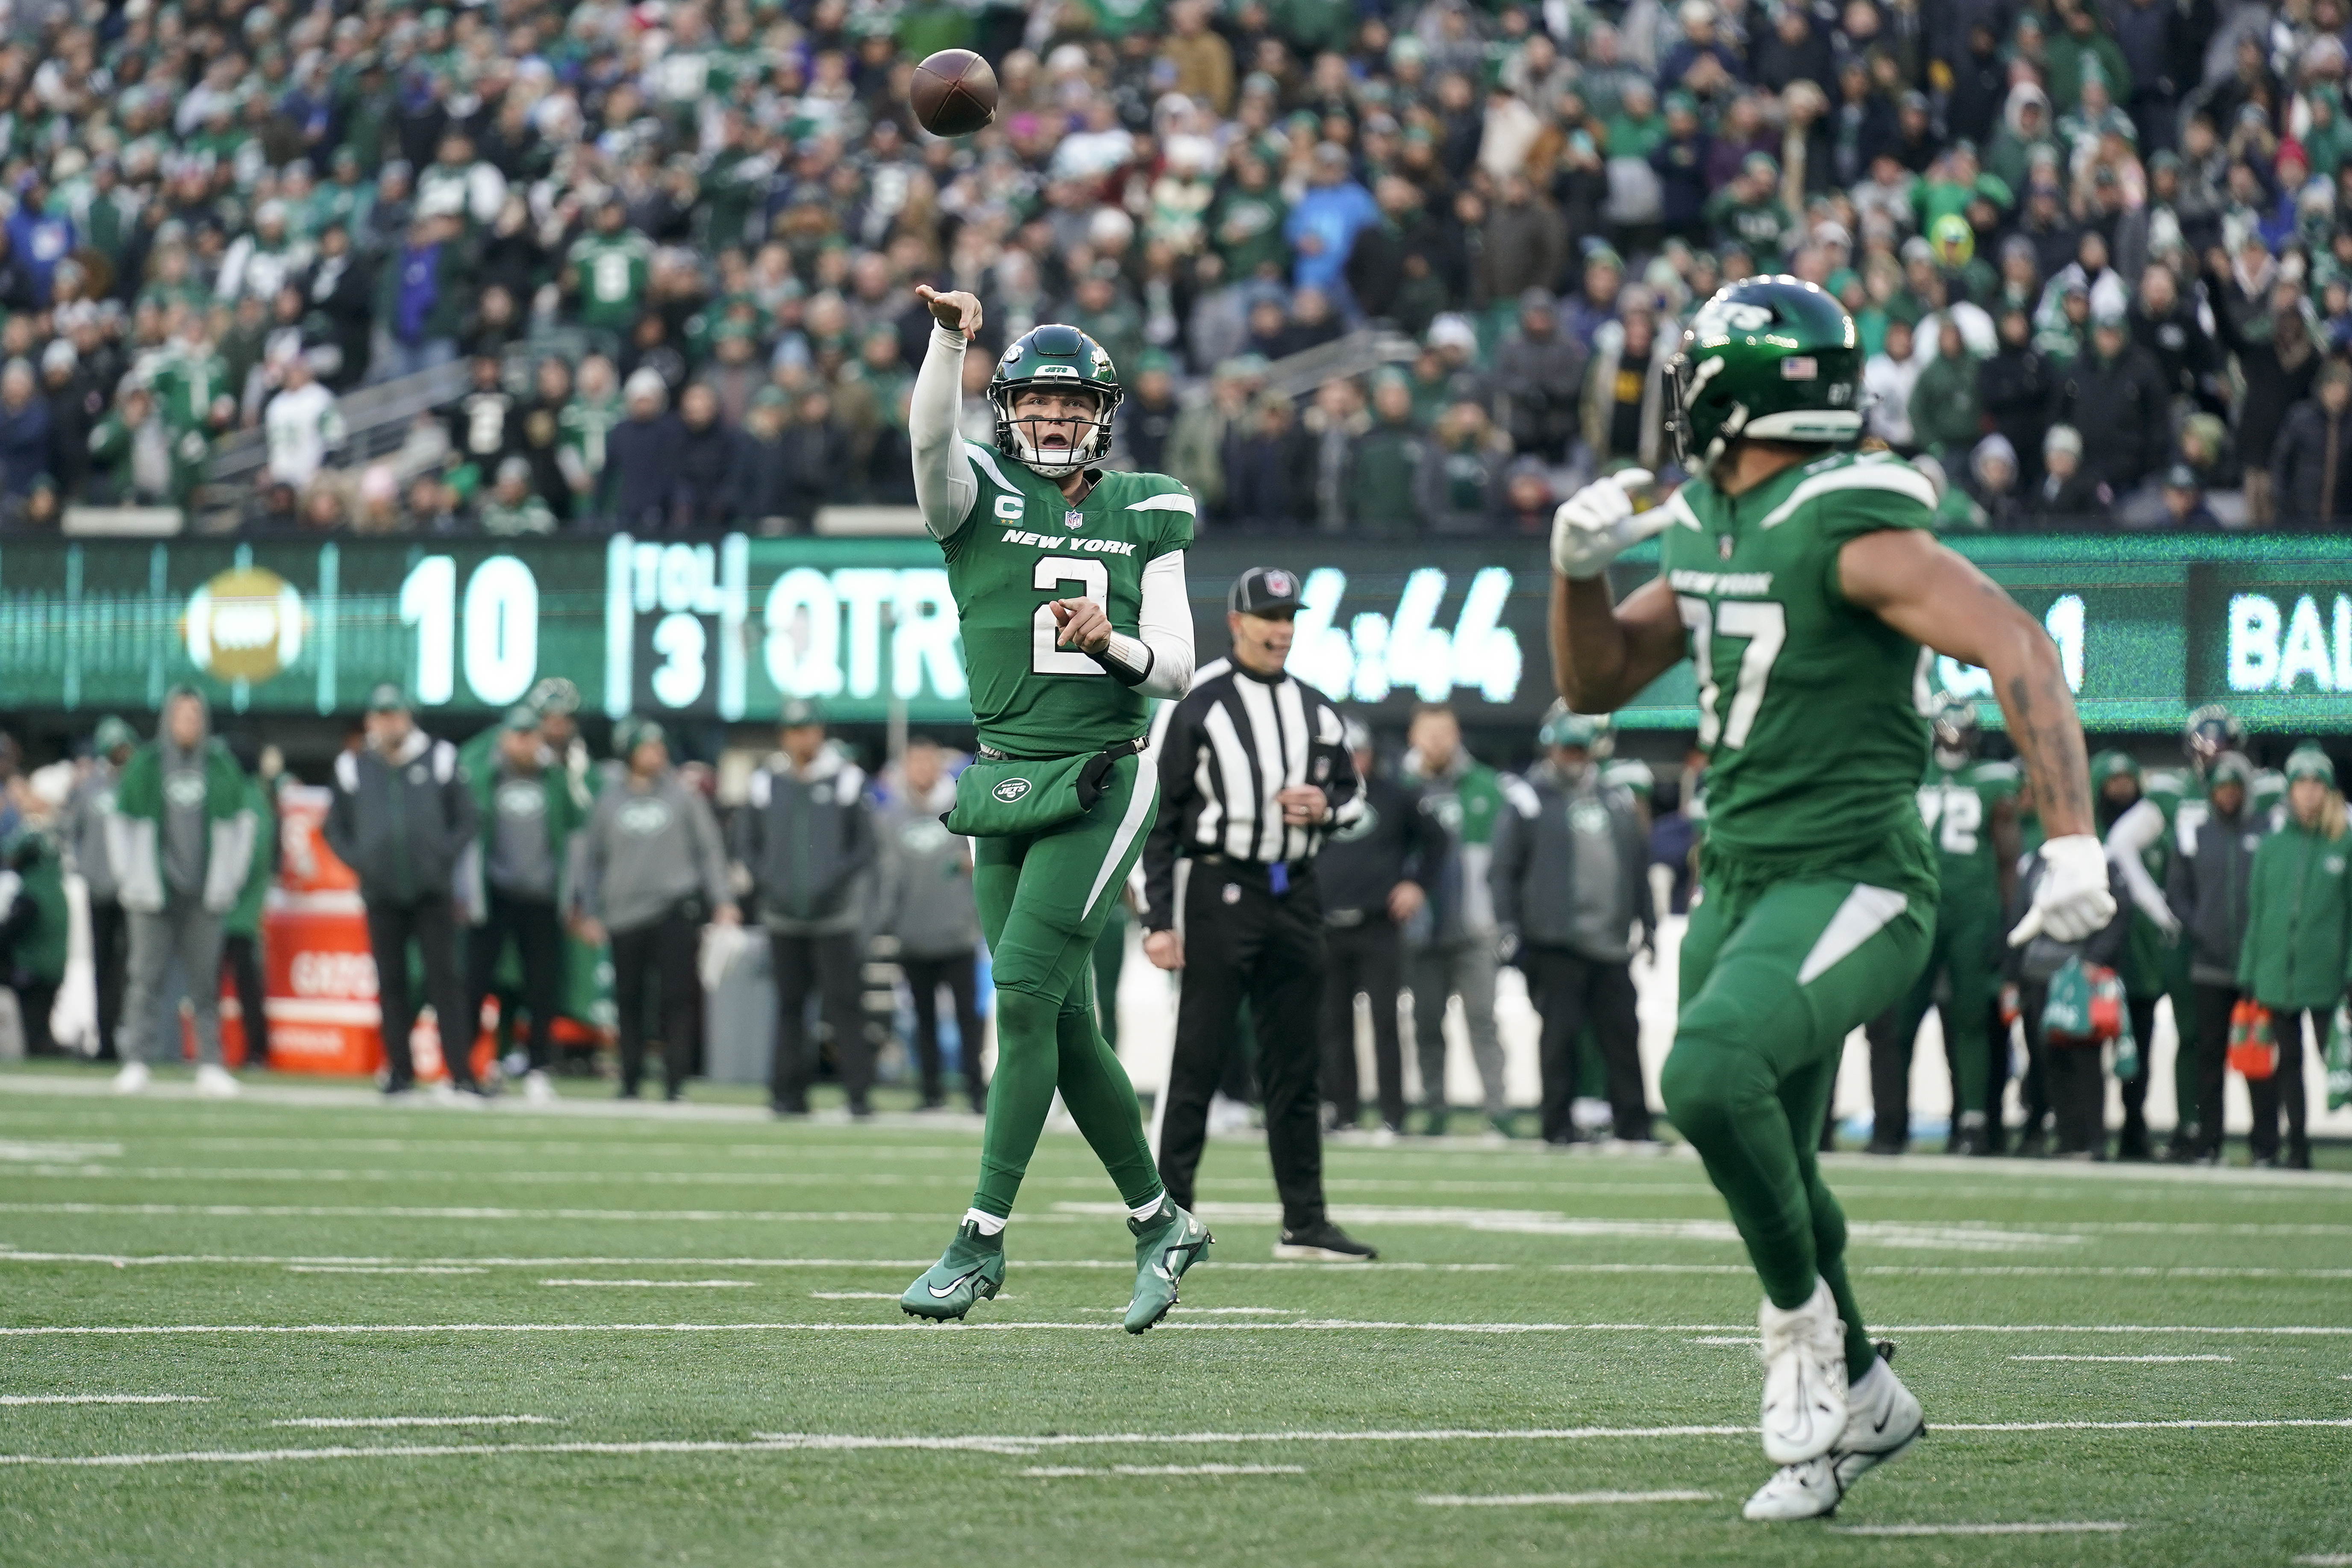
{"left": 1158, "top": 861, "right": 1328, "bottom": 1232}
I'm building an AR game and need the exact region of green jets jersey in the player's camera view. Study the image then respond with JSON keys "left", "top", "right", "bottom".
{"left": 1915, "top": 757, "right": 2019, "bottom": 911}
{"left": 1655, "top": 448, "right": 1937, "bottom": 883}
{"left": 942, "top": 445, "right": 1193, "bottom": 759}
{"left": 568, "top": 231, "right": 654, "bottom": 332}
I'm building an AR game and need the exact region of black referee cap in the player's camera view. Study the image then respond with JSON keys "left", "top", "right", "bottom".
{"left": 1229, "top": 566, "right": 1303, "bottom": 616}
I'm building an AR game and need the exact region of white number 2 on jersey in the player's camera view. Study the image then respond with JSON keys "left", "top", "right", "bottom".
{"left": 1032, "top": 555, "right": 1111, "bottom": 676}
{"left": 1916, "top": 784, "right": 1982, "bottom": 855}
{"left": 1678, "top": 597, "right": 1787, "bottom": 750}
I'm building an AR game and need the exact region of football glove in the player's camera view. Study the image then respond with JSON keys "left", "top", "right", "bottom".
{"left": 1550, "top": 469, "right": 1669, "bottom": 580}
{"left": 2008, "top": 833, "right": 2119, "bottom": 947}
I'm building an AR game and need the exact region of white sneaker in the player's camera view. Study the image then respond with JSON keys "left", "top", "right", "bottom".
{"left": 1827, "top": 1350, "right": 1925, "bottom": 1486}
{"left": 1758, "top": 1278, "right": 1848, "bottom": 1464}
{"left": 1742, "top": 1456, "right": 1842, "bottom": 1521}
{"left": 112, "top": 1061, "right": 150, "bottom": 1094}
{"left": 193, "top": 1064, "right": 240, "bottom": 1099}
{"left": 1744, "top": 1350, "right": 1926, "bottom": 1521}
{"left": 523, "top": 1070, "right": 556, "bottom": 1105}
{"left": 1205, "top": 1092, "right": 1255, "bottom": 1136}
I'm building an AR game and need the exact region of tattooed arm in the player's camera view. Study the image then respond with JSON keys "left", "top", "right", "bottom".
{"left": 1837, "top": 529, "right": 2094, "bottom": 839}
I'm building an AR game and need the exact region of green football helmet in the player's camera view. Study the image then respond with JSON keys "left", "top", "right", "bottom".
{"left": 989, "top": 323, "right": 1123, "bottom": 477}
{"left": 1929, "top": 691, "right": 1980, "bottom": 766}
{"left": 1664, "top": 276, "right": 1864, "bottom": 468}
{"left": 2183, "top": 704, "right": 2244, "bottom": 772}
{"left": 1538, "top": 699, "right": 1615, "bottom": 757}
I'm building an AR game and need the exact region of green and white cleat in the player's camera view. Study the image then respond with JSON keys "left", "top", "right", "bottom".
{"left": 1123, "top": 1199, "right": 1213, "bottom": 1334}
{"left": 901, "top": 1221, "right": 1006, "bottom": 1322}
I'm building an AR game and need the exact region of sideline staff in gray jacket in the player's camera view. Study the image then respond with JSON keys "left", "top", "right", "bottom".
{"left": 574, "top": 718, "right": 736, "bottom": 1100}
{"left": 737, "top": 698, "right": 876, "bottom": 1116}
{"left": 106, "top": 689, "right": 256, "bottom": 1092}
{"left": 875, "top": 736, "right": 985, "bottom": 1112}
{"left": 326, "top": 684, "right": 480, "bottom": 1096}
{"left": 1491, "top": 705, "right": 1655, "bottom": 1147}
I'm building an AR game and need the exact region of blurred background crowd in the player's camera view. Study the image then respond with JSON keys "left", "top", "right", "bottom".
{"left": 0, "top": 0, "right": 2345, "bottom": 533}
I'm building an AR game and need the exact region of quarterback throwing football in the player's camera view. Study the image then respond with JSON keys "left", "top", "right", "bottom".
{"left": 1549, "top": 277, "right": 2115, "bottom": 1520}
{"left": 897, "top": 285, "right": 1212, "bottom": 1333}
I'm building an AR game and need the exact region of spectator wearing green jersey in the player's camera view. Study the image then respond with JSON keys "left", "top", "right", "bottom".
{"left": 2234, "top": 746, "right": 2351, "bottom": 1171}
{"left": 1402, "top": 703, "right": 1512, "bottom": 1136}
{"left": 566, "top": 199, "right": 655, "bottom": 342}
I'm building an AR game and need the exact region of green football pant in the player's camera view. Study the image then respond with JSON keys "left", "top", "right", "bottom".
{"left": 1660, "top": 868, "right": 1934, "bottom": 1381}
{"left": 967, "top": 751, "right": 1163, "bottom": 1221}
{"left": 1892, "top": 899, "right": 2001, "bottom": 1124}
{"left": 2162, "top": 936, "right": 2198, "bottom": 1134}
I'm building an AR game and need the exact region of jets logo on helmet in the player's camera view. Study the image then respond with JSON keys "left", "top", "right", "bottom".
{"left": 1665, "top": 276, "right": 1865, "bottom": 467}
{"left": 989, "top": 323, "right": 1123, "bottom": 477}
{"left": 2183, "top": 704, "right": 2244, "bottom": 771}
{"left": 1929, "top": 692, "right": 1981, "bottom": 766}
{"left": 1537, "top": 699, "right": 1615, "bottom": 758}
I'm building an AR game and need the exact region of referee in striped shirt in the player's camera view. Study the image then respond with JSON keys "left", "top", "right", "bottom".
{"left": 1141, "top": 568, "right": 1377, "bottom": 1262}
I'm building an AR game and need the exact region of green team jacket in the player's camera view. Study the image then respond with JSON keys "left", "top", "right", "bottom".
{"left": 225, "top": 774, "right": 279, "bottom": 938}
{"left": 2, "top": 830, "right": 69, "bottom": 985}
{"left": 110, "top": 736, "right": 256, "bottom": 915}
{"left": 457, "top": 727, "right": 594, "bottom": 916}
{"left": 1406, "top": 750, "right": 1506, "bottom": 940}
{"left": 2236, "top": 819, "right": 2352, "bottom": 1012}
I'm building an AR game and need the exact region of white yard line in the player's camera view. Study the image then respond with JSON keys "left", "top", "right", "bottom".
{"left": 0, "top": 1203, "right": 939, "bottom": 1224}
{"left": 1053, "top": 1203, "right": 2092, "bottom": 1250}
{"left": 2009, "top": 1355, "right": 2234, "bottom": 1363}
{"left": 0, "top": 1395, "right": 211, "bottom": 1405}
{"left": 1022, "top": 1465, "right": 1303, "bottom": 1477}
{"left": 7, "top": 1251, "right": 2352, "bottom": 1283}
{"left": 809, "top": 1293, "right": 906, "bottom": 1301}
{"left": 538, "top": 1280, "right": 759, "bottom": 1289}
{"left": 1832, "top": 1522, "right": 2130, "bottom": 1536}
{"left": 1417, "top": 1491, "right": 1716, "bottom": 1506}
{"left": 285, "top": 1267, "right": 490, "bottom": 1275}
{"left": 2291, "top": 1555, "right": 2352, "bottom": 1565}
{"left": 6, "top": 1319, "right": 2351, "bottom": 1339}
{"left": 9, "top": 1419, "right": 2350, "bottom": 1469}
{"left": 271, "top": 1416, "right": 558, "bottom": 1429}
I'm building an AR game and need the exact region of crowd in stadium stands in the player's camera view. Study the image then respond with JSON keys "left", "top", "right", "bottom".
{"left": 0, "top": 0, "right": 2345, "bottom": 532}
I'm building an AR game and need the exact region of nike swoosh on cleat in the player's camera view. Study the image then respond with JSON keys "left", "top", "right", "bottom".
{"left": 926, "top": 1271, "right": 977, "bottom": 1300}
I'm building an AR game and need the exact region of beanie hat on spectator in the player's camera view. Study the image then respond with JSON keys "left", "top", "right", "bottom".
{"left": 2045, "top": 425, "right": 2084, "bottom": 459}
{"left": 1971, "top": 434, "right": 2019, "bottom": 485}
{"left": 2208, "top": 752, "right": 2255, "bottom": 794}
{"left": 2090, "top": 750, "right": 2141, "bottom": 787}
{"left": 1427, "top": 315, "right": 1479, "bottom": 353}
{"left": 2288, "top": 746, "right": 2338, "bottom": 786}
{"left": 2162, "top": 464, "right": 2201, "bottom": 492}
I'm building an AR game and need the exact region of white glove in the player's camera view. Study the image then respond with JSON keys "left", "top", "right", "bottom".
{"left": 2008, "top": 833, "right": 2119, "bottom": 947}
{"left": 1550, "top": 468, "right": 1669, "bottom": 580}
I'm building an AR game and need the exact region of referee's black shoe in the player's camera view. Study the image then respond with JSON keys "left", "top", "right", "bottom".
{"left": 1273, "top": 1222, "right": 1378, "bottom": 1262}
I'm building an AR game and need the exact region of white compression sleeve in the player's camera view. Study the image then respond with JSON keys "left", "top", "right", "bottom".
{"left": 1103, "top": 549, "right": 1194, "bottom": 699}
{"left": 910, "top": 323, "right": 977, "bottom": 541}
{"left": 2103, "top": 796, "right": 2176, "bottom": 928}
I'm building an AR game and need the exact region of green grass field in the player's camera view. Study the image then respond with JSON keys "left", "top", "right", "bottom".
{"left": 2, "top": 1063, "right": 2349, "bottom": 1568}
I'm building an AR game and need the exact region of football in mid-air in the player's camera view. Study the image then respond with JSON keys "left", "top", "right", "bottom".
{"left": 911, "top": 49, "right": 999, "bottom": 137}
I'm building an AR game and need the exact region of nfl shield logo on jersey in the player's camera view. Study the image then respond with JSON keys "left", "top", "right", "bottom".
{"left": 1718, "top": 535, "right": 1735, "bottom": 561}
{"left": 1066, "top": 509, "right": 1086, "bottom": 532}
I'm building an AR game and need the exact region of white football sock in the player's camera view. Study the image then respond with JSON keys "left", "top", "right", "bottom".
{"left": 963, "top": 1208, "right": 1007, "bottom": 1236}
{"left": 1128, "top": 1193, "right": 1168, "bottom": 1223}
